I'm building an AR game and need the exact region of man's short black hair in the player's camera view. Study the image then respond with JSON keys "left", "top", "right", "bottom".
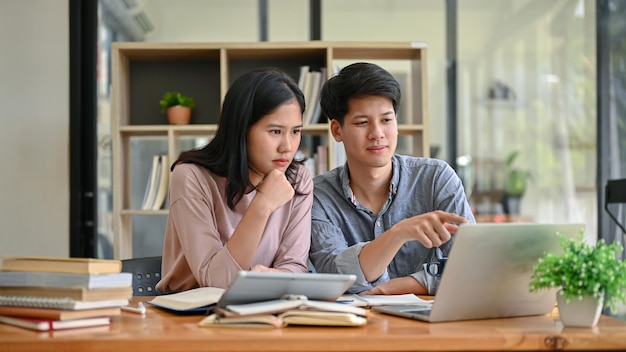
{"left": 319, "top": 62, "right": 401, "bottom": 125}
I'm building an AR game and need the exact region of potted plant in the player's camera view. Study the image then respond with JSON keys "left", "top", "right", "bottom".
{"left": 502, "top": 150, "right": 532, "bottom": 214}
{"left": 159, "top": 91, "right": 196, "bottom": 125}
{"left": 529, "top": 231, "right": 626, "bottom": 327}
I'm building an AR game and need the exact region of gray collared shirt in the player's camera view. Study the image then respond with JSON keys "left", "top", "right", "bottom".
{"left": 310, "top": 154, "right": 476, "bottom": 294}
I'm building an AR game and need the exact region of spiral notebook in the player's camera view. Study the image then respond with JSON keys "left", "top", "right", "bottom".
{"left": 0, "top": 295, "right": 129, "bottom": 310}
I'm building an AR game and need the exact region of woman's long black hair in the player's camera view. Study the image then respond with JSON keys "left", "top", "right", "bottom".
{"left": 172, "top": 67, "right": 306, "bottom": 209}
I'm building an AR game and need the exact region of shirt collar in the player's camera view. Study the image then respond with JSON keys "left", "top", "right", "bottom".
{"left": 340, "top": 155, "right": 400, "bottom": 205}
{"left": 389, "top": 155, "right": 400, "bottom": 195}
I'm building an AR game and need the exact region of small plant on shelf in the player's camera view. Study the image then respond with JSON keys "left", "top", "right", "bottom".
{"left": 159, "top": 91, "right": 195, "bottom": 125}
{"left": 159, "top": 91, "right": 195, "bottom": 112}
{"left": 529, "top": 230, "right": 626, "bottom": 312}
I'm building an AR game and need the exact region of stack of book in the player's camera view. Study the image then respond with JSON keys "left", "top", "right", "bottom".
{"left": 0, "top": 256, "right": 133, "bottom": 331}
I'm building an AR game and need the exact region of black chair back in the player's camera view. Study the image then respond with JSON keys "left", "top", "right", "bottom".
{"left": 121, "top": 256, "right": 164, "bottom": 296}
{"left": 606, "top": 178, "right": 626, "bottom": 235}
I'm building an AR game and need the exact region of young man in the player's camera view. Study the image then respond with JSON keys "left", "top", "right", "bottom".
{"left": 310, "top": 62, "right": 475, "bottom": 295}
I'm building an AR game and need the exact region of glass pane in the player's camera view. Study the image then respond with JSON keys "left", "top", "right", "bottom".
{"left": 457, "top": 1, "right": 597, "bottom": 238}
{"left": 132, "top": 214, "right": 167, "bottom": 258}
{"left": 97, "top": 22, "right": 114, "bottom": 259}
{"left": 127, "top": 137, "right": 169, "bottom": 259}
{"left": 605, "top": 0, "right": 626, "bottom": 314}
{"left": 604, "top": 2, "right": 626, "bottom": 319}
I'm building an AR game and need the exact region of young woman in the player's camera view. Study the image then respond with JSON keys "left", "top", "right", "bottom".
{"left": 157, "top": 68, "right": 312, "bottom": 293}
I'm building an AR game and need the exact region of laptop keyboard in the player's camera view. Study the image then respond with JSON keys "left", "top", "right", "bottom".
{"left": 402, "top": 308, "right": 432, "bottom": 316}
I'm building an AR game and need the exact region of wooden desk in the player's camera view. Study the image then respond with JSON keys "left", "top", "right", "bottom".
{"left": 1, "top": 297, "right": 626, "bottom": 352}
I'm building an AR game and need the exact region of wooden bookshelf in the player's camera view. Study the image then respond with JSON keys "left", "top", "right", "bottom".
{"left": 111, "top": 41, "right": 429, "bottom": 259}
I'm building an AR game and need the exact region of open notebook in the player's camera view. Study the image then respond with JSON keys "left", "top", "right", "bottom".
{"left": 373, "top": 223, "right": 585, "bottom": 323}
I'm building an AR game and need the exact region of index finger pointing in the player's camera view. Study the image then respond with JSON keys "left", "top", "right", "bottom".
{"left": 438, "top": 211, "right": 469, "bottom": 224}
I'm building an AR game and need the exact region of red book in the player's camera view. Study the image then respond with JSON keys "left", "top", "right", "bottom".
{"left": 0, "top": 315, "right": 110, "bottom": 331}
{"left": 0, "top": 306, "right": 120, "bottom": 320}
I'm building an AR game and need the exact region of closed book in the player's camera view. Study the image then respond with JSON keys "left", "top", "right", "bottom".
{"left": 301, "top": 71, "right": 314, "bottom": 121}
{"left": 0, "top": 286, "right": 133, "bottom": 301}
{"left": 0, "top": 315, "right": 111, "bottom": 331}
{"left": 278, "top": 310, "right": 367, "bottom": 326}
{"left": 0, "top": 256, "right": 122, "bottom": 274}
{"left": 147, "top": 286, "right": 225, "bottom": 312}
{"left": 304, "top": 71, "right": 321, "bottom": 124}
{"left": 308, "top": 67, "right": 327, "bottom": 125}
{"left": 297, "top": 65, "right": 309, "bottom": 90}
{"left": 151, "top": 155, "right": 169, "bottom": 210}
{"left": 0, "top": 271, "right": 132, "bottom": 289}
{"left": 142, "top": 155, "right": 162, "bottom": 210}
{"left": 0, "top": 296, "right": 129, "bottom": 310}
{"left": 0, "top": 306, "right": 121, "bottom": 320}
{"left": 199, "top": 313, "right": 285, "bottom": 328}
{"left": 337, "top": 293, "right": 433, "bottom": 307}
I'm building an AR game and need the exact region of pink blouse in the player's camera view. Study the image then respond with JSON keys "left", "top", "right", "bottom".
{"left": 156, "top": 163, "right": 313, "bottom": 293}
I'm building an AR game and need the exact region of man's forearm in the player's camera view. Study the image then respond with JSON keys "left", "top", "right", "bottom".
{"left": 358, "top": 228, "right": 406, "bottom": 282}
{"left": 361, "top": 276, "right": 428, "bottom": 295}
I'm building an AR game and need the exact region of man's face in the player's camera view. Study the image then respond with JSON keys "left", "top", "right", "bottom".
{"left": 330, "top": 95, "right": 398, "bottom": 170}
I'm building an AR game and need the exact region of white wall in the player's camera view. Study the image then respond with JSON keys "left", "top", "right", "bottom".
{"left": 0, "top": 0, "right": 69, "bottom": 256}
{"left": 148, "top": 0, "right": 308, "bottom": 42}
{"left": 149, "top": 0, "right": 259, "bottom": 42}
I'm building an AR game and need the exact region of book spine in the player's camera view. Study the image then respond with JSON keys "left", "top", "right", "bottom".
{"left": 151, "top": 154, "right": 170, "bottom": 210}
{"left": 142, "top": 155, "right": 162, "bottom": 210}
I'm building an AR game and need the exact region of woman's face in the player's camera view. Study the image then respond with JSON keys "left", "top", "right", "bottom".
{"left": 247, "top": 98, "right": 303, "bottom": 186}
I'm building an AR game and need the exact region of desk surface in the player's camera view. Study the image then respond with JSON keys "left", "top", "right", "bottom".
{"left": 1, "top": 297, "right": 626, "bottom": 352}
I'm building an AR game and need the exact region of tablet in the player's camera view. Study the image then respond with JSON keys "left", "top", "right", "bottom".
{"left": 216, "top": 271, "right": 356, "bottom": 307}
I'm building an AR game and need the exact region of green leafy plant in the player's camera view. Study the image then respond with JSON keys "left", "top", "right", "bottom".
{"left": 529, "top": 231, "right": 626, "bottom": 312}
{"left": 159, "top": 91, "right": 196, "bottom": 113}
{"left": 505, "top": 150, "right": 532, "bottom": 197}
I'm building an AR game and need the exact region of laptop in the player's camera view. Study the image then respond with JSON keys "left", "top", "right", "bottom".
{"left": 216, "top": 271, "right": 356, "bottom": 308}
{"left": 372, "top": 223, "right": 585, "bottom": 323}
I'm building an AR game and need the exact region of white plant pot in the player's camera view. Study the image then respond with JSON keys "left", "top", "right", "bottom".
{"left": 556, "top": 290, "right": 604, "bottom": 328}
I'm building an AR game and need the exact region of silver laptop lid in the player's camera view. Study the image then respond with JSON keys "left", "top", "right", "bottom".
{"left": 429, "top": 223, "right": 585, "bottom": 322}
